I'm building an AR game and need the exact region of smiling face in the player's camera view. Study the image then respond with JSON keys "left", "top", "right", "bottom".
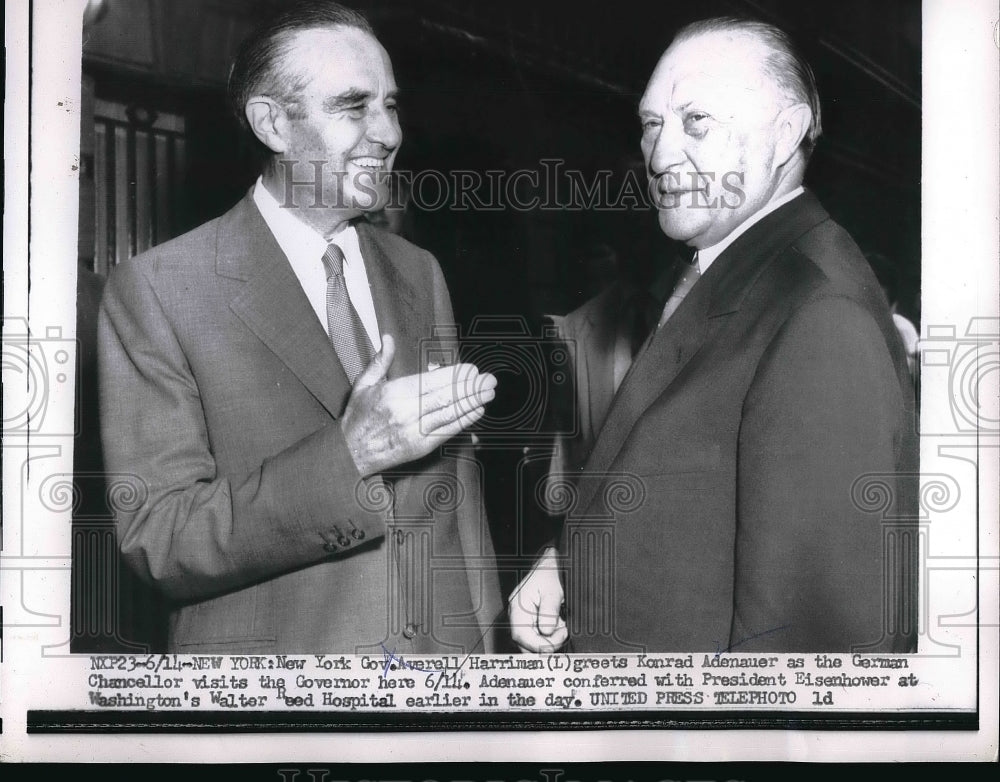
{"left": 268, "top": 26, "right": 401, "bottom": 233}
{"left": 639, "top": 31, "right": 798, "bottom": 249}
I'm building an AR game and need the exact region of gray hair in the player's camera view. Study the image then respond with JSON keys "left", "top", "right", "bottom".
{"left": 673, "top": 17, "right": 823, "bottom": 160}
{"left": 228, "top": 1, "right": 374, "bottom": 135}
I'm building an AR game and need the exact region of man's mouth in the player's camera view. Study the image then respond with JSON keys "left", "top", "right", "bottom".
{"left": 350, "top": 157, "right": 388, "bottom": 171}
{"left": 650, "top": 171, "right": 712, "bottom": 194}
{"left": 656, "top": 185, "right": 709, "bottom": 200}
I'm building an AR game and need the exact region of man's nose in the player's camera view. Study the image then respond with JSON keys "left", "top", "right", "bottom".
{"left": 646, "top": 121, "right": 686, "bottom": 174}
{"left": 367, "top": 105, "right": 401, "bottom": 150}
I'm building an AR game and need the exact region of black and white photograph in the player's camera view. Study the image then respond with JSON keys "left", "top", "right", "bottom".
{"left": 1, "top": 0, "right": 997, "bottom": 763}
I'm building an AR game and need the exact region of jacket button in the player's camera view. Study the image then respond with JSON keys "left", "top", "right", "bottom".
{"left": 403, "top": 624, "right": 417, "bottom": 639}
{"left": 351, "top": 528, "right": 365, "bottom": 540}
{"left": 323, "top": 541, "right": 338, "bottom": 553}
{"left": 337, "top": 534, "right": 350, "bottom": 547}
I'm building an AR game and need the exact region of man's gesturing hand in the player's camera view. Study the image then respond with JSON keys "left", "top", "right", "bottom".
{"left": 340, "top": 334, "right": 497, "bottom": 476}
{"left": 509, "top": 546, "right": 568, "bottom": 653}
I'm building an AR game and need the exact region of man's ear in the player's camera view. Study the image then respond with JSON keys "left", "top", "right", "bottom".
{"left": 771, "top": 102, "right": 812, "bottom": 170}
{"left": 245, "top": 96, "right": 288, "bottom": 154}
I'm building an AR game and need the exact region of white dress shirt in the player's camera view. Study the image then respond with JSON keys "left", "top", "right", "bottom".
{"left": 252, "top": 177, "right": 382, "bottom": 351}
{"left": 695, "top": 186, "right": 805, "bottom": 274}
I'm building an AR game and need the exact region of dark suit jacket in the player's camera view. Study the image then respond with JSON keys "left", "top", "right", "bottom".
{"left": 558, "top": 191, "right": 918, "bottom": 653}
{"left": 99, "top": 193, "right": 502, "bottom": 654}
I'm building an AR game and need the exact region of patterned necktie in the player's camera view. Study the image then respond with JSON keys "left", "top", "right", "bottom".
{"left": 321, "top": 242, "right": 374, "bottom": 384}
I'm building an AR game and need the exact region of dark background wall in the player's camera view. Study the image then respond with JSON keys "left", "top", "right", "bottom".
{"left": 79, "top": 0, "right": 921, "bottom": 317}
{"left": 73, "top": 0, "right": 921, "bottom": 650}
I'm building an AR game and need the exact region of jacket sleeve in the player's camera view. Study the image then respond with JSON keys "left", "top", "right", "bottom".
{"left": 732, "top": 294, "right": 910, "bottom": 652}
{"left": 98, "top": 259, "right": 386, "bottom": 603}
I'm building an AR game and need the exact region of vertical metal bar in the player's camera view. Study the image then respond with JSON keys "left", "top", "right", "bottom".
{"left": 105, "top": 121, "right": 117, "bottom": 272}
{"left": 134, "top": 129, "right": 150, "bottom": 254}
{"left": 166, "top": 133, "right": 177, "bottom": 238}
{"left": 126, "top": 123, "right": 137, "bottom": 259}
{"left": 148, "top": 130, "right": 158, "bottom": 247}
{"left": 114, "top": 126, "right": 129, "bottom": 267}
{"left": 94, "top": 122, "right": 107, "bottom": 277}
{"left": 174, "top": 135, "right": 187, "bottom": 233}
{"left": 154, "top": 134, "right": 169, "bottom": 244}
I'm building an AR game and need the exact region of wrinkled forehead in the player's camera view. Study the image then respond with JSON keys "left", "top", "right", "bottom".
{"left": 640, "top": 32, "right": 781, "bottom": 115}
{"left": 280, "top": 25, "right": 396, "bottom": 93}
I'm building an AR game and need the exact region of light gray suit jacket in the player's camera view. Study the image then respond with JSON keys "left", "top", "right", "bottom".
{"left": 99, "top": 193, "right": 502, "bottom": 654}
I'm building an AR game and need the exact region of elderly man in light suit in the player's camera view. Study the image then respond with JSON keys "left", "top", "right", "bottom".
{"left": 99, "top": 2, "right": 501, "bottom": 654}
{"left": 512, "top": 17, "right": 917, "bottom": 653}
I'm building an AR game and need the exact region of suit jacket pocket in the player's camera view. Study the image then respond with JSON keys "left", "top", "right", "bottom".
{"left": 172, "top": 582, "right": 276, "bottom": 648}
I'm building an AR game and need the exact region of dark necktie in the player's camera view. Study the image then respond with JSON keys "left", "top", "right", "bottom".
{"left": 627, "top": 288, "right": 664, "bottom": 358}
{"left": 625, "top": 247, "right": 702, "bottom": 365}
{"left": 321, "top": 242, "right": 374, "bottom": 384}
{"left": 656, "top": 252, "right": 700, "bottom": 328}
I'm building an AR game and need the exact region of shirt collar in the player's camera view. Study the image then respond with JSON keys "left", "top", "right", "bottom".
{"left": 252, "top": 176, "right": 358, "bottom": 264}
{"left": 695, "top": 186, "right": 805, "bottom": 273}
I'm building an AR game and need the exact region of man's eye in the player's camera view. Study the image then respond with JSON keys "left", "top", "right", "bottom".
{"left": 640, "top": 118, "right": 661, "bottom": 132}
{"left": 683, "top": 113, "right": 710, "bottom": 136}
{"left": 684, "top": 112, "right": 711, "bottom": 127}
{"left": 343, "top": 105, "right": 366, "bottom": 118}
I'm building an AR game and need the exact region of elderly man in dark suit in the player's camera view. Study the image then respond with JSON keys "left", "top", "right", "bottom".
{"left": 511, "top": 17, "right": 917, "bottom": 653}
{"left": 99, "top": 2, "right": 501, "bottom": 654}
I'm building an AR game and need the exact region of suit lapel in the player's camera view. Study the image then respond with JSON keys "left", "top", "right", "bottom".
{"left": 575, "top": 271, "right": 716, "bottom": 511}
{"left": 573, "top": 191, "right": 831, "bottom": 512}
{"left": 354, "top": 223, "right": 429, "bottom": 512}
{"left": 356, "top": 222, "right": 422, "bottom": 381}
{"left": 220, "top": 194, "right": 353, "bottom": 418}
{"left": 580, "top": 293, "right": 619, "bottom": 446}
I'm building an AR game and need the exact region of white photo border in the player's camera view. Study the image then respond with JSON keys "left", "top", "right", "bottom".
{"left": 2, "top": 0, "right": 997, "bottom": 763}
